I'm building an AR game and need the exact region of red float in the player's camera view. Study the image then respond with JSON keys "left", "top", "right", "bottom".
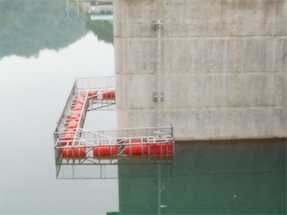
{"left": 79, "top": 91, "right": 87, "bottom": 97}
{"left": 75, "top": 97, "right": 85, "bottom": 104}
{"left": 69, "top": 113, "right": 80, "bottom": 121}
{"left": 88, "top": 90, "right": 97, "bottom": 97}
{"left": 102, "top": 89, "right": 115, "bottom": 98}
{"left": 93, "top": 145, "right": 118, "bottom": 155}
{"left": 125, "top": 142, "right": 149, "bottom": 154}
{"left": 67, "top": 120, "right": 78, "bottom": 129}
{"left": 62, "top": 129, "right": 75, "bottom": 142}
{"left": 124, "top": 142, "right": 173, "bottom": 154}
{"left": 61, "top": 144, "right": 86, "bottom": 156}
{"left": 73, "top": 104, "right": 83, "bottom": 111}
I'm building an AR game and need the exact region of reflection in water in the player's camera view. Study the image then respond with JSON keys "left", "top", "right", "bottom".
{"left": 85, "top": 1, "right": 114, "bottom": 43}
{"left": 55, "top": 152, "right": 172, "bottom": 180}
{"left": 0, "top": 0, "right": 113, "bottom": 59}
{"left": 89, "top": 1, "right": 113, "bottom": 20}
{"left": 56, "top": 157, "right": 119, "bottom": 179}
{"left": 55, "top": 139, "right": 286, "bottom": 214}
{"left": 85, "top": 16, "right": 113, "bottom": 44}
{"left": 118, "top": 139, "right": 286, "bottom": 214}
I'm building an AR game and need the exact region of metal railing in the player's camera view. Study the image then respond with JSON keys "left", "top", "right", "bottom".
{"left": 54, "top": 76, "right": 115, "bottom": 136}
{"left": 76, "top": 76, "right": 115, "bottom": 89}
{"left": 54, "top": 80, "right": 77, "bottom": 136}
{"left": 55, "top": 125, "right": 173, "bottom": 143}
{"left": 54, "top": 76, "right": 174, "bottom": 160}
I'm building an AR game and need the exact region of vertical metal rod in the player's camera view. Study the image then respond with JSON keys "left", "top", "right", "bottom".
{"left": 157, "top": 164, "right": 161, "bottom": 215}
{"left": 156, "top": 19, "right": 162, "bottom": 128}
{"left": 171, "top": 125, "right": 175, "bottom": 153}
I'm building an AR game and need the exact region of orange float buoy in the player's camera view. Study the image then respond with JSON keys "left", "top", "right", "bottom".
{"left": 75, "top": 97, "right": 85, "bottom": 104}
{"left": 73, "top": 104, "right": 83, "bottom": 111}
{"left": 93, "top": 145, "right": 117, "bottom": 155}
{"left": 88, "top": 90, "right": 97, "bottom": 97}
{"left": 79, "top": 91, "right": 87, "bottom": 97}
{"left": 124, "top": 142, "right": 173, "bottom": 154}
{"left": 69, "top": 113, "right": 80, "bottom": 121}
{"left": 67, "top": 120, "right": 78, "bottom": 129}
{"left": 124, "top": 142, "right": 149, "bottom": 154}
{"left": 61, "top": 144, "right": 86, "bottom": 156}
{"left": 102, "top": 89, "right": 115, "bottom": 98}
{"left": 62, "top": 129, "right": 75, "bottom": 141}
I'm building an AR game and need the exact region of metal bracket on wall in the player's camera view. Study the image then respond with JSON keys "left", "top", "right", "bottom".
{"left": 153, "top": 19, "right": 163, "bottom": 30}
{"left": 153, "top": 92, "right": 164, "bottom": 102}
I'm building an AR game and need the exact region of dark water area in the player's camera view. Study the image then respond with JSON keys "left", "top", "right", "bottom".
{"left": 117, "top": 139, "right": 286, "bottom": 214}
{"left": 0, "top": 1, "right": 286, "bottom": 214}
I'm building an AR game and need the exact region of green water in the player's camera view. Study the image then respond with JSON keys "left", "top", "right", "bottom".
{"left": 118, "top": 139, "right": 286, "bottom": 214}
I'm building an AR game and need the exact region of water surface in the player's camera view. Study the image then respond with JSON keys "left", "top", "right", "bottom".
{"left": 1, "top": 1, "right": 117, "bottom": 214}
{"left": 0, "top": 1, "right": 286, "bottom": 215}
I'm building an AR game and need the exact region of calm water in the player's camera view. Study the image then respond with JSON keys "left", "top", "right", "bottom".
{"left": 0, "top": 1, "right": 286, "bottom": 214}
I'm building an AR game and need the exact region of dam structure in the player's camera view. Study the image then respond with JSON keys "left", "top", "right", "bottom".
{"left": 114, "top": 0, "right": 287, "bottom": 141}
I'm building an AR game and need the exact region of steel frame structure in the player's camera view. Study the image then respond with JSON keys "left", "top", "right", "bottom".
{"left": 54, "top": 76, "right": 175, "bottom": 160}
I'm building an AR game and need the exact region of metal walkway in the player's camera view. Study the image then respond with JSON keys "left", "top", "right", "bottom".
{"left": 54, "top": 76, "right": 174, "bottom": 159}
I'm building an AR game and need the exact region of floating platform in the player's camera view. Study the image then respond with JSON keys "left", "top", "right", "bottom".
{"left": 54, "top": 76, "right": 175, "bottom": 158}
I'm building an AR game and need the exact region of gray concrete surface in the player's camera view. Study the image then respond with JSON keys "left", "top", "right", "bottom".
{"left": 114, "top": 0, "right": 287, "bottom": 140}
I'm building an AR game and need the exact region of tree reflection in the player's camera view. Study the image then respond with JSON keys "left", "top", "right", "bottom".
{"left": 0, "top": 0, "right": 113, "bottom": 59}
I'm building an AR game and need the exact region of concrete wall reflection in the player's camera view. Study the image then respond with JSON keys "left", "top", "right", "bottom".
{"left": 118, "top": 139, "right": 286, "bottom": 214}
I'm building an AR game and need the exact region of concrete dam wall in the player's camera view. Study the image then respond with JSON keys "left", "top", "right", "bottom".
{"left": 114, "top": 0, "right": 287, "bottom": 141}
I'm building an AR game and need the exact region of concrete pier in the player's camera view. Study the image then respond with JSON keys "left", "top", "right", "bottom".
{"left": 114, "top": 0, "right": 287, "bottom": 140}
